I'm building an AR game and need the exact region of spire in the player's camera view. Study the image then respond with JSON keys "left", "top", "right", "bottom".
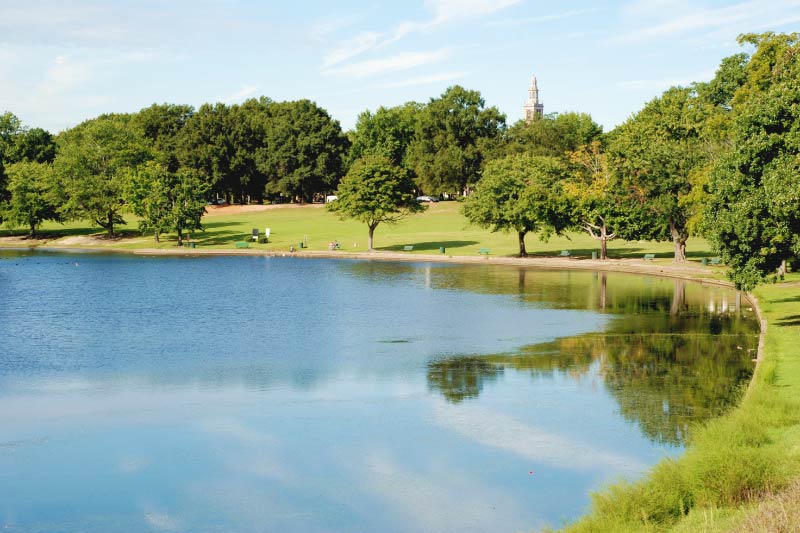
{"left": 523, "top": 74, "right": 544, "bottom": 122}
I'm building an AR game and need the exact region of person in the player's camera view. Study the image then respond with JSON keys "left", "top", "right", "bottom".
{"left": 290, "top": 245, "right": 295, "bottom": 252}
{"left": 333, "top": 240, "right": 340, "bottom": 250}
{"left": 328, "top": 241, "right": 335, "bottom": 250}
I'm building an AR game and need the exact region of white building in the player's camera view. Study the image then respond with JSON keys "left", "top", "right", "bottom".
{"left": 523, "top": 75, "right": 544, "bottom": 122}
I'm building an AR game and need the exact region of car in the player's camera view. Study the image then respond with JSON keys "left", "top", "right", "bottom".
{"left": 416, "top": 195, "right": 439, "bottom": 203}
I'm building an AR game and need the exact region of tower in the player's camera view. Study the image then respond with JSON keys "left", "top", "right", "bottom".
{"left": 523, "top": 75, "right": 544, "bottom": 122}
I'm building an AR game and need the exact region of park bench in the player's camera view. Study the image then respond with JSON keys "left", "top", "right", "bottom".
{"left": 235, "top": 241, "right": 249, "bottom": 249}
{"left": 560, "top": 250, "right": 571, "bottom": 257}
{"left": 478, "top": 248, "right": 491, "bottom": 256}
{"left": 403, "top": 245, "right": 414, "bottom": 251}
{"left": 710, "top": 257, "right": 721, "bottom": 265}
{"left": 643, "top": 253, "right": 655, "bottom": 261}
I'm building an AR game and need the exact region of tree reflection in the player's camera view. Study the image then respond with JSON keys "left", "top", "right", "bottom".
{"left": 427, "top": 311, "right": 756, "bottom": 445}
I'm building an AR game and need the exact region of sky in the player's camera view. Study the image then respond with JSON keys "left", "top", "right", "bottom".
{"left": 1, "top": 0, "right": 799, "bottom": 134}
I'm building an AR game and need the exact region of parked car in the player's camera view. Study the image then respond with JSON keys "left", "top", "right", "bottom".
{"left": 416, "top": 195, "right": 439, "bottom": 203}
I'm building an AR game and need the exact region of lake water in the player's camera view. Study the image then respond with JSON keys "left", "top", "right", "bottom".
{"left": 0, "top": 251, "right": 758, "bottom": 532}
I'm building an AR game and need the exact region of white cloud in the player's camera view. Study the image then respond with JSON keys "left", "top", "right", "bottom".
{"left": 426, "top": 0, "right": 522, "bottom": 23}
{"left": 39, "top": 55, "right": 92, "bottom": 95}
{"left": 487, "top": 8, "right": 603, "bottom": 27}
{"left": 223, "top": 84, "right": 258, "bottom": 103}
{"left": 433, "top": 402, "right": 646, "bottom": 472}
{"left": 323, "top": 49, "right": 451, "bottom": 78}
{"left": 614, "top": 0, "right": 800, "bottom": 44}
{"left": 322, "top": 31, "right": 384, "bottom": 68}
{"left": 369, "top": 70, "right": 467, "bottom": 89}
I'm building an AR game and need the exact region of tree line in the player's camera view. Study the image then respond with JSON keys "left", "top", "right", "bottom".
{"left": 1, "top": 32, "right": 798, "bottom": 290}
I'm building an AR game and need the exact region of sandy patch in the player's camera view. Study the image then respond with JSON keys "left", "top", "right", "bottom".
{"left": 204, "top": 203, "right": 324, "bottom": 217}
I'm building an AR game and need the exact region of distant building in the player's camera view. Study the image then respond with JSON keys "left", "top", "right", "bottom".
{"left": 523, "top": 75, "right": 544, "bottom": 122}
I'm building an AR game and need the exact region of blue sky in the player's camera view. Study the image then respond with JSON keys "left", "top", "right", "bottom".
{"left": 1, "top": 0, "right": 799, "bottom": 134}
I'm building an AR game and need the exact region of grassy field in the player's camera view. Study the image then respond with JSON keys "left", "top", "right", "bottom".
{"left": 0, "top": 201, "right": 719, "bottom": 263}
{"left": 561, "top": 282, "right": 800, "bottom": 532}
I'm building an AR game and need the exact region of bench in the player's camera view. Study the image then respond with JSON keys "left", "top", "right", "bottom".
{"left": 643, "top": 253, "right": 655, "bottom": 261}
{"left": 235, "top": 241, "right": 249, "bottom": 249}
{"left": 560, "top": 250, "right": 571, "bottom": 257}
{"left": 478, "top": 248, "right": 491, "bottom": 256}
{"left": 403, "top": 245, "right": 414, "bottom": 251}
{"left": 710, "top": 257, "right": 721, "bottom": 265}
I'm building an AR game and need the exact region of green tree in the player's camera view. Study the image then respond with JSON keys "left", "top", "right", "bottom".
{"left": 327, "top": 155, "right": 425, "bottom": 250}
{"left": 348, "top": 102, "right": 421, "bottom": 167}
{"left": 462, "top": 153, "right": 570, "bottom": 256}
{"left": 127, "top": 161, "right": 208, "bottom": 245}
{"left": 54, "top": 114, "right": 151, "bottom": 237}
{"left": 133, "top": 103, "right": 194, "bottom": 172}
{"left": 607, "top": 87, "right": 709, "bottom": 261}
{"left": 706, "top": 35, "right": 800, "bottom": 289}
{"left": 504, "top": 112, "right": 603, "bottom": 157}
{"left": 407, "top": 86, "right": 505, "bottom": 195}
{"left": 258, "top": 99, "right": 348, "bottom": 202}
{"left": 1, "top": 161, "right": 60, "bottom": 237}
{"left": 564, "top": 141, "right": 623, "bottom": 260}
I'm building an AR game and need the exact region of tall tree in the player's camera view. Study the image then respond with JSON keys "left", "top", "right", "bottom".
{"left": 177, "top": 103, "right": 237, "bottom": 201}
{"left": 505, "top": 112, "right": 603, "bottom": 157}
{"left": 1, "top": 161, "right": 60, "bottom": 238}
{"left": 133, "top": 103, "right": 194, "bottom": 172}
{"left": 348, "top": 102, "right": 421, "bottom": 167}
{"left": 462, "top": 153, "right": 570, "bottom": 256}
{"left": 407, "top": 86, "right": 505, "bottom": 195}
{"left": 327, "top": 155, "right": 425, "bottom": 250}
{"left": 607, "top": 87, "right": 709, "bottom": 261}
{"left": 258, "top": 99, "right": 348, "bottom": 202}
{"left": 54, "top": 114, "right": 151, "bottom": 237}
{"left": 705, "top": 33, "right": 800, "bottom": 289}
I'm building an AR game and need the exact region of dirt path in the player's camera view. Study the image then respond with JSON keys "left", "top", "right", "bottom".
{"left": 204, "top": 203, "right": 323, "bottom": 217}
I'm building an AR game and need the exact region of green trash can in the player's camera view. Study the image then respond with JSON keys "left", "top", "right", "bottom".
{"left": 189, "top": 242, "right": 196, "bottom": 249}
{"left": 440, "top": 246, "right": 446, "bottom": 254}
{"left": 701, "top": 257, "right": 708, "bottom": 265}
{"left": 591, "top": 251, "right": 597, "bottom": 260}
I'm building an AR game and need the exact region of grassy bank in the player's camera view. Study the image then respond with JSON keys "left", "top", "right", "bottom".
{"left": 561, "top": 283, "right": 800, "bottom": 532}
{"left": 1, "top": 202, "right": 718, "bottom": 262}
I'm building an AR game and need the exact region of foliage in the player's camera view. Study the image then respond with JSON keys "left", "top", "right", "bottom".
{"left": 1, "top": 161, "right": 60, "bottom": 237}
{"left": 407, "top": 86, "right": 505, "bottom": 195}
{"left": 504, "top": 111, "right": 603, "bottom": 157}
{"left": 348, "top": 102, "right": 421, "bottom": 168}
{"left": 705, "top": 35, "right": 800, "bottom": 290}
{"left": 133, "top": 103, "right": 194, "bottom": 172}
{"left": 327, "top": 155, "right": 425, "bottom": 250}
{"left": 607, "top": 87, "right": 710, "bottom": 261}
{"left": 54, "top": 114, "right": 151, "bottom": 237}
{"left": 462, "top": 153, "right": 570, "bottom": 256}
{"left": 127, "top": 161, "right": 208, "bottom": 244}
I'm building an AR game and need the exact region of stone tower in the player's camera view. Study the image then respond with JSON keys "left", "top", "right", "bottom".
{"left": 523, "top": 75, "right": 544, "bottom": 122}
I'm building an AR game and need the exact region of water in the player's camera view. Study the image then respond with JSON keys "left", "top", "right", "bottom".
{"left": 0, "top": 251, "right": 758, "bottom": 531}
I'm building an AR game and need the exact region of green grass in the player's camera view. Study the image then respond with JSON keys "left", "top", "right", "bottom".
{"left": 1, "top": 202, "right": 719, "bottom": 264}
{"left": 560, "top": 283, "right": 800, "bottom": 532}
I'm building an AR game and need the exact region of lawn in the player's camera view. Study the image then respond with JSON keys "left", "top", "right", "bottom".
{"left": 1, "top": 201, "right": 718, "bottom": 263}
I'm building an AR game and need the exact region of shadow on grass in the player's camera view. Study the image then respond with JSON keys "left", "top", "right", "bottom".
{"left": 775, "top": 315, "right": 800, "bottom": 327}
{"left": 771, "top": 296, "right": 800, "bottom": 304}
{"left": 379, "top": 240, "right": 479, "bottom": 252}
{"left": 527, "top": 247, "right": 647, "bottom": 259}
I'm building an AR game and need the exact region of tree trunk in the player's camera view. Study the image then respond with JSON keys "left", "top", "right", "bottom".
{"left": 778, "top": 259, "right": 787, "bottom": 277}
{"left": 669, "top": 220, "right": 688, "bottom": 262}
{"left": 600, "top": 236, "right": 608, "bottom": 261}
{"left": 29, "top": 223, "right": 36, "bottom": 239}
{"left": 154, "top": 230, "right": 160, "bottom": 243}
{"left": 368, "top": 223, "right": 377, "bottom": 251}
{"left": 518, "top": 230, "right": 528, "bottom": 257}
{"left": 177, "top": 227, "right": 183, "bottom": 247}
{"left": 106, "top": 212, "right": 114, "bottom": 238}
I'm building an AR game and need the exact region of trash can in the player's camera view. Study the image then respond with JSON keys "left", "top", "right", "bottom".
{"left": 701, "top": 257, "right": 708, "bottom": 265}
{"left": 591, "top": 251, "right": 597, "bottom": 260}
{"left": 299, "top": 242, "right": 304, "bottom": 249}
{"left": 440, "top": 246, "right": 446, "bottom": 254}
{"left": 189, "top": 242, "right": 196, "bottom": 249}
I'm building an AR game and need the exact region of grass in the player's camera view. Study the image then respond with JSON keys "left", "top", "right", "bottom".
{"left": 0, "top": 202, "right": 720, "bottom": 264}
{"left": 559, "top": 283, "right": 800, "bottom": 532}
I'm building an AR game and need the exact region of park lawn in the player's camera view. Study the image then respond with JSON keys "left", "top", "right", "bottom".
{"left": 3, "top": 202, "right": 719, "bottom": 265}
{"left": 561, "top": 282, "right": 800, "bottom": 533}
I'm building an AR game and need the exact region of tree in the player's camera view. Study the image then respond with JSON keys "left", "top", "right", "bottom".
{"left": 564, "top": 141, "right": 622, "bottom": 260}
{"left": 504, "top": 112, "right": 603, "bottom": 157}
{"left": 327, "top": 155, "right": 425, "bottom": 250}
{"left": 348, "top": 102, "right": 421, "bottom": 167}
{"left": 127, "top": 161, "right": 208, "bottom": 245}
{"left": 133, "top": 103, "right": 194, "bottom": 172}
{"left": 258, "top": 99, "right": 349, "bottom": 202}
{"left": 54, "top": 114, "right": 151, "bottom": 237}
{"left": 407, "top": 86, "right": 505, "bottom": 195}
{"left": 607, "top": 87, "right": 709, "bottom": 261}
{"left": 1, "top": 161, "right": 60, "bottom": 237}
{"left": 462, "top": 153, "right": 570, "bottom": 256}
{"left": 705, "top": 34, "right": 800, "bottom": 289}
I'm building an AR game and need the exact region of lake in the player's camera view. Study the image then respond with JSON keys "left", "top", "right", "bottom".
{"left": 0, "top": 251, "right": 758, "bottom": 532}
